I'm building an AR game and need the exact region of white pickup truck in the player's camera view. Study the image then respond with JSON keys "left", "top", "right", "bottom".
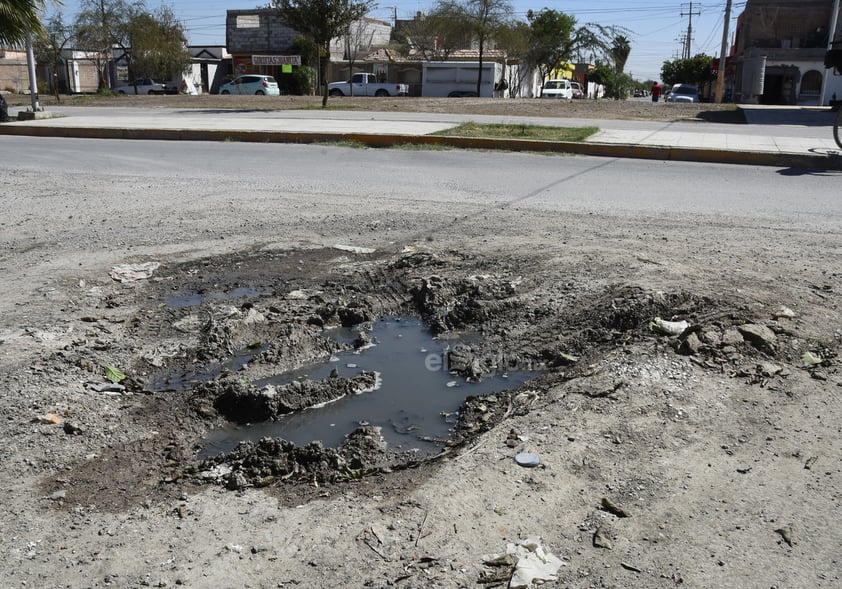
{"left": 114, "top": 78, "right": 172, "bottom": 95}
{"left": 328, "top": 73, "right": 408, "bottom": 97}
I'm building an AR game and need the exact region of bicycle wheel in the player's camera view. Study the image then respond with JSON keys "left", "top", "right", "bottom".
{"left": 834, "top": 107, "right": 842, "bottom": 150}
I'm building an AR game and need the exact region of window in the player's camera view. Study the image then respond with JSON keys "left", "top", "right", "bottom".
{"left": 800, "top": 70, "right": 822, "bottom": 95}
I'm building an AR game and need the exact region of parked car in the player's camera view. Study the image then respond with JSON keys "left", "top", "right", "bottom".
{"left": 541, "top": 79, "right": 573, "bottom": 100}
{"left": 114, "top": 78, "right": 169, "bottom": 95}
{"left": 219, "top": 75, "right": 281, "bottom": 96}
{"left": 571, "top": 81, "right": 585, "bottom": 99}
{"left": 328, "top": 73, "right": 409, "bottom": 97}
{"left": 667, "top": 84, "right": 700, "bottom": 103}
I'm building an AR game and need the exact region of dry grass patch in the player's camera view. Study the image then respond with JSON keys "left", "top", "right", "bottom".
{"left": 433, "top": 122, "right": 599, "bottom": 141}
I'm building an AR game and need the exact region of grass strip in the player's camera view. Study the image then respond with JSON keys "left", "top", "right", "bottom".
{"left": 433, "top": 122, "right": 598, "bottom": 142}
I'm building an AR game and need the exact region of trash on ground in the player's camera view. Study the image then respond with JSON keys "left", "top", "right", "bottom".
{"left": 650, "top": 317, "right": 689, "bottom": 336}
{"left": 515, "top": 452, "right": 540, "bottom": 467}
{"left": 88, "top": 382, "right": 126, "bottom": 393}
{"left": 802, "top": 351, "right": 823, "bottom": 366}
{"left": 482, "top": 537, "right": 564, "bottom": 588}
{"left": 104, "top": 365, "right": 126, "bottom": 383}
{"left": 110, "top": 261, "right": 161, "bottom": 283}
{"left": 332, "top": 244, "right": 376, "bottom": 254}
{"left": 34, "top": 413, "right": 62, "bottom": 425}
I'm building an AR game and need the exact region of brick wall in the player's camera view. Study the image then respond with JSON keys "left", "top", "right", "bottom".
{"left": 226, "top": 10, "right": 298, "bottom": 54}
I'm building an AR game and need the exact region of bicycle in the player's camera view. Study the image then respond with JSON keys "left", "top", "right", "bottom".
{"left": 825, "top": 42, "right": 842, "bottom": 149}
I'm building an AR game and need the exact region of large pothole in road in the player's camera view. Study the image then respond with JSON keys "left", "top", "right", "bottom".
{"left": 199, "top": 316, "right": 538, "bottom": 459}
{"left": 45, "top": 244, "right": 829, "bottom": 507}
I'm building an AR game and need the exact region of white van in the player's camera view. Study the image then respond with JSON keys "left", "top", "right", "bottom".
{"left": 541, "top": 79, "right": 573, "bottom": 100}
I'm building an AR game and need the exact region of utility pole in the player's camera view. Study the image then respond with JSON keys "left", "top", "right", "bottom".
{"left": 715, "top": 0, "right": 733, "bottom": 103}
{"left": 25, "top": 29, "right": 41, "bottom": 113}
{"left": 819, "top": 0, "right": 841, "bottom": 105}
{"left": 681, "top": 2, "right": 701, "bottom": 60}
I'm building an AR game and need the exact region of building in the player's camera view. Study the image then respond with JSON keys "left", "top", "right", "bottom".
{"left": 731, "top": 0, "right": 842, "bottom": 105}
{"left": 0, "top": 48, "right": 31, "bottom": 94}
{"left": 187, "top": 46, "right": 231, "bottom": 95}
{"left": 112, "top": 45, "right": 231, "bottom": 95}
{"left": 225, "top": 9, "right": 396, "bottom": 94}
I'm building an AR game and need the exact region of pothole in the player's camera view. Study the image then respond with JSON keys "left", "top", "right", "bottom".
{"left": 51, "top": 245, "right": 824, "bottom": 503}
{"left": 199, "top": 316, "right": 538, "bottom": 459}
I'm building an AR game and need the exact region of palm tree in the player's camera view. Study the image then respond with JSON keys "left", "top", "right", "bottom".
{"left": 611, "top": 34, "right": 630, "bottom": 74}
{"left": 0, "top": 0, "right": 47, "bottom": 47}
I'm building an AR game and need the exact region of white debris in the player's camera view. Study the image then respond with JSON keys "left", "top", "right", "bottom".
{"left": 286, "top": 288, "right": 324, "bottom": 300}
{"left": 651, "top": 317, "right": 689, "bottom": 336}
{"left": 773, "top": 305, "right": 796, "bottom": 319}
{"left": 242, "top": 308, "right": 265, "bottom": 324}
{"left": 109, "top": 261, "right": 161, "bottom": 283}
{"left": 333, "top": 244, "right": 376, "bottom": 254}
{"left": 199, "top": 464, "right": 232, "bottom": 481}
{"left": 483, "top": 537, "right": 565, "bottom": 588}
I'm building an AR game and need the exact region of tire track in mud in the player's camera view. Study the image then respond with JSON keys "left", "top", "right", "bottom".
{"left": 359, "top": 262, "right": 415, "bottom": 316}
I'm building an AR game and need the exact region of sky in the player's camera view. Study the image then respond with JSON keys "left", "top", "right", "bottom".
{"left": 48, "top": 1, "right": 743, "bottom": 82}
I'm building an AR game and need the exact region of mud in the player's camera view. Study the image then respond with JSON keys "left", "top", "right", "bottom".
{"left": 26, "top": 245, "right": 834, "bottom": 514}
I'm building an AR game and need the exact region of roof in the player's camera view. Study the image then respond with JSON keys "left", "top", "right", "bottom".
{"left": 361, "top": 47, "right": 507, "bottom": 63}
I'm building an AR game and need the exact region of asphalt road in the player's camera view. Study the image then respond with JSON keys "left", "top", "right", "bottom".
{"left": 2, "top": 135, "right": 840, "bottom": 244}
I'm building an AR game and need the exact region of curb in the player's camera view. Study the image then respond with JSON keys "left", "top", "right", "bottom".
{"left": 1, "top": 124, "right": 840, "bottom": 170}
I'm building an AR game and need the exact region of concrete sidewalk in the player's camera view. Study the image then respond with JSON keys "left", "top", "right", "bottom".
{"left": 1, "top": 103, "right": 840, "bottom": 170}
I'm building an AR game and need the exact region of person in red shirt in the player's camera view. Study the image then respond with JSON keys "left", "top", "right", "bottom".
{"left": 651, "top": 82, "right": 662, "bottom": 102}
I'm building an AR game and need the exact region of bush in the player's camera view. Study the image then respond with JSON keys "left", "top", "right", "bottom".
{"left": 287, "top": 66, "right": 316, "bottom": 96}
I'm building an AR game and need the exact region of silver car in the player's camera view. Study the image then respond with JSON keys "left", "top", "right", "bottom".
{"left": 667, "top": 84, "right": 700, "bottom": 103}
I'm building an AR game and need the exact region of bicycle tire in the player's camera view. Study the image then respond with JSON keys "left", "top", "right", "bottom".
{"left": 835, "top": 107, "right": 842, "bottom": 150}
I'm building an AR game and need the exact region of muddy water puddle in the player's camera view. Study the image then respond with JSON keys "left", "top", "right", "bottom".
{"left": 166, "top": 286, "right": 264, "bottom": 308}
{"left": 201, "top": 317, "right": 535, "bottom": 458}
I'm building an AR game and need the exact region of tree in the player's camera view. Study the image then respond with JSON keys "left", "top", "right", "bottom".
{"left": 1, "top": 0, "right": 48, "bottom": 46}
{"left": 114, "top": 4, "right": 190, "bottom": 87}
{"left": 521, "top": 9, "right": 624, "bottom": 91}
{"left": 611, "top": 35, "right": 630, "bottom": 74}
{"left": 273, "top": 0, "right": 375, "bottom": 106}
{"left": 606, "top": 35, "right": 632, "bottom": 98}
{"left": 288, "top": 36, "right": 319, "bottom": 95}
{"left": 394, "top": 10, "right": 467, "bottom": 61}
{"left": 343, "top": 18, "right": 376, "bottom": 95}
{"left": 34, "top": 12, "right": 74, "bottom": 99}
{"left": 73, "top": 0, "right": 130, "bottom": 90}
{"left": 494, "top": 19, "right": 529, "bottom": 96}
{"left": 587, "top": 61, "right": 613, "bottom": 98}
{"left": 435, "top": 0, "right": 513, "bottom": 96}
{"left": 72, "top": 0, "right": 190, "bottom": 93}
{"left": 661, "top": 54, "right": 715, "bottom": 88}
{"left": 525, "top": 8, "right": 575, "bottom": 85}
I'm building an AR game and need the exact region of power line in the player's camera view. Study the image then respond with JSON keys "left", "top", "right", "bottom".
{"left": 681, "top": 2, "right": 702, "bottom": 59}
